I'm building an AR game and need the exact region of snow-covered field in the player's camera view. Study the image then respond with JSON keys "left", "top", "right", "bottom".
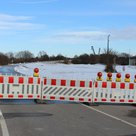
{"left": 15, "top": 62, "right": 136, "bottom": 81}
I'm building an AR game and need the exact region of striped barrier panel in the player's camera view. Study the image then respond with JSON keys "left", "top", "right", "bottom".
{"left": 42, "top": 78, "right": 93, "bottom": 102}
{"left": 93, "top": 81, "right": 136, "bottom": 103}
{"left": 0, "top": 75, "right": 41, "bottom": 99}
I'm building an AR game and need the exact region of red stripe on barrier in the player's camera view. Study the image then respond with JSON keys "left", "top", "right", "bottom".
{"left": 94, "top": 98, "right": 97, "bottom": 102}
{"left": 111, "top": 99, "right": 115, "bottom": 102}
{"left": 111, "top": 82, "right": 116, "bottom": 88}
{"left": 101, "top": 98, "right": 107, "bottom": 102}
{"left": 120, "top": 83, "right": 125, "bottom": 89}
{"left": 102, "top": 82, "right": 107, "bottom": 88}
{"left": 79, "top": 98, "right": 84, "bottom": 101}
{"left": 128, "top": 100, "right": 133, "bottom": 103}
{"left": 43, "top": 96, "right": 46, "bottom": 99}
{"left": 69, "top": 97, "right": 75, "bottom": 101}
{"left": 0, "top": 76, "right": 4, "bottom": 83}
{"left": 51, "top": 79, "right": 56, "bottom": 85}
{"left": 61, "top": 80, "right": 66, "bottom": 86}
{"left": 129, "top": 83, "right": 134, "bottom": 89}
{"left": 8, "top": 94, "right": 13, "bottom": 98}
{"left": 80, "top": 81, "right": 85, "bottom": 87}
{"left": 28, "top": 77, "right": 33, "bottom": 84}
{"left": 88, "top": 98, "right": 91, "bottom": 102}
{"left": 60, "top": 97, "right": 65, "bottom": 100}
{"left": 70, "top": 80, "right": 76, "bottom": 87}
{"left": 44, "top": 79, "right": 47, "bottom": 85}
{"left": 8, "top": 77, "right": 14, "bottom": 83}
{"left": 28, "top": 95, "right": 33, "bottom": 98}
{"left": 18, "top": 95, "right": 23, "bottom": 98}
{"left": 89, "top": 81, "right": 92, "bottom": 87}
{"left": 18, "top": 77, "right": 24, "bottom": 84}
{"left": 0, "top": 94, "right": 3, "bottom": 98}
{"left": 38, "top": 78, "right": 40, "bottom": 84}
{"left": 37, "top": 95, "right": 40, "bottom": 98}
{"left": 50, "top": 96, "right": 55, "bottom": 100}
{"left": 120, "top": 99, "right": 125, "bottom": 102}
{"left": 95, "top": 82, "right": 98, "bottom": 88}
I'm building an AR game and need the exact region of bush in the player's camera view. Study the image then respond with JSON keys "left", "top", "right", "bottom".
{"left": 104, "top": 64, "right": 117, "bottom": 73}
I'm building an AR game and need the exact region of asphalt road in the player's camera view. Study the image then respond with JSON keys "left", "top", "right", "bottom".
{"left": 0, "top": 104, "right": 136, "bottom": 136}
{"left": 0, "top": 65, "right": 136, "bottom": 136}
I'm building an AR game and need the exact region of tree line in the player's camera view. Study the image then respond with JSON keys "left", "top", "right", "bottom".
{"left": 0, "top": 49, "right": 133, "bottom": 65}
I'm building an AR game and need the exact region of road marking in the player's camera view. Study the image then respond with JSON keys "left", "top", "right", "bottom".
{"left": 0, "top": 110, "right": 9, "bottom": 136}
{"left": 82, "top": 104, "right": 136, "bottom": 128}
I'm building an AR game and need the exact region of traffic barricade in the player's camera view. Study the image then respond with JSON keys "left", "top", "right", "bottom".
{"left": 42, "top": 78, "right": 93, "bottom": 102}
{"left": 0, "top": 75, "right": 41, "bottom": 99}
{"left": 93, "top": 81, "right": 136, "bottom": 103}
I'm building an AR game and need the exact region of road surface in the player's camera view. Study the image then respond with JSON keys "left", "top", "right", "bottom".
{"left": 0, "top": 65, "right": 136, "bottom": 136}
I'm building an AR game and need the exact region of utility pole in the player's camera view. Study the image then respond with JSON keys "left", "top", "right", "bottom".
{"left": 129, "top": 49, "right": 131, "bottom": 67}
{"left": 107, "top": 34, "right": 110, "bottom": 55}
{"left": 107, "top": 34, "right": 110, "bottom": 65}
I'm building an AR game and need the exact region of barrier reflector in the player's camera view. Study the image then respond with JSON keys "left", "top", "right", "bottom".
{"left": 129, "top": 83, "right": 134, "bottom": 89}
{"left": 9, "top": 77, "right": 14, "bottom": 83}
{"left": 0, "top": 76, "right": 4, "bottom": 83}
{"left": 70, "top": 80, "right": 76, "bottom": 87}
{"left": 18, "top": 95, "right": 23, "bottom": 98}
{"left": 111, "top": 82, "right": 116, "bottom": 88}
{"left": 102, "top": 82, "right": 107, "bottom": 88}
{"left": 44, "top": 79, "right": 47, "bottom": 85}
{"left": 42, "top": 78, "right": 93, "bottom": 102}
{"left": 61, "top": 80, "right": 66, "bottom": 86}
{"left": 28, "top": 77, "right": 33, "bottom": 84}
{"left": 38, "top": 78, "right": 40, "bottom": 84}
{"left": 120, "top": 83, "right": 125, "bottom": 89}
{"left": 18, "top": 77, "right": 24, "bottom": 84}
{"left": 89, "top": 81, "right": 92, "bottom": 87}
{"left": 80, "top": 81, "right": 85, "bottom": 87}
{"left": 51, "top": 79, "right": 56, "bottom": 85}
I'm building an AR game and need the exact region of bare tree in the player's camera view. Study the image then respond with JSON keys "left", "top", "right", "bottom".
{"left": 15, "top": 51, "right": 34, "bottom": 59}
{"left": 0, "top": 52, "right": 9, "bottom": 65}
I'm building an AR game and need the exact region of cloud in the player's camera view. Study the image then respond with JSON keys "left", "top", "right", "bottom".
{"left": 0, "top": 13, "right": 43, "bottom": 30}
{"left": 117, "top": 0, "right": 136, "bottom": 7}
{"left": 54, "top": 27, "right": 136, "bottom": 41}
{"left": 0, "top": 14, "right": 31, "bottom": 21}
{"left": 54, "top": 31, "right": 108, "bottom": 40}
{"left": 37, "top": 26, "right": 136, "bottom": 45}
{"left": 15, "top": 0, "right": 58, "bottom": 4}
{"left": 110, "top": 27, "right": 136, "bottom": 40}
{"left": 37, "top": 30, "right": 108, "bottom": 46}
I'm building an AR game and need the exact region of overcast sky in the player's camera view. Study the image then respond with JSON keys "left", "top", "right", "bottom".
{"left": 0, "top": 0, "right": 136, "bottom": 57}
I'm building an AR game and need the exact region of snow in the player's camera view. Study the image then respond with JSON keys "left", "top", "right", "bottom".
{"left": 14, "top": 62, "right": 136, "bottom": 81}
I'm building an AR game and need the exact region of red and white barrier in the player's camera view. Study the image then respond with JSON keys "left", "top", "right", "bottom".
{"left": 0, "top": 75, "right": 41, "bottom": 99}
{"left": 93, "top": 81, "right": 136, "bottom": 103}
{"left": 42, "top": 78, "right": 93, "bottom": 102}
{"left": 0, "top": 73, "right": 135, "bottom": 104}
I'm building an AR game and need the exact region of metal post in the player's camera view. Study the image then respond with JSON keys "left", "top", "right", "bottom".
{"left": 107, "top": 34, "right": 110, "bottom": 55}
{"left": 107, "top": 34, "right": 110, "bottom": 65}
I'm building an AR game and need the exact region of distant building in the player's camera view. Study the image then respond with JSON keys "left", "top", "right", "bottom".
{"left": 130, "top": 56, "right": 136, "bottom": 65}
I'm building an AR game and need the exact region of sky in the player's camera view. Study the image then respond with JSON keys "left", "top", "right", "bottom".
{"left": 0, "top": 0, "right": 136, "bottom": 57}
